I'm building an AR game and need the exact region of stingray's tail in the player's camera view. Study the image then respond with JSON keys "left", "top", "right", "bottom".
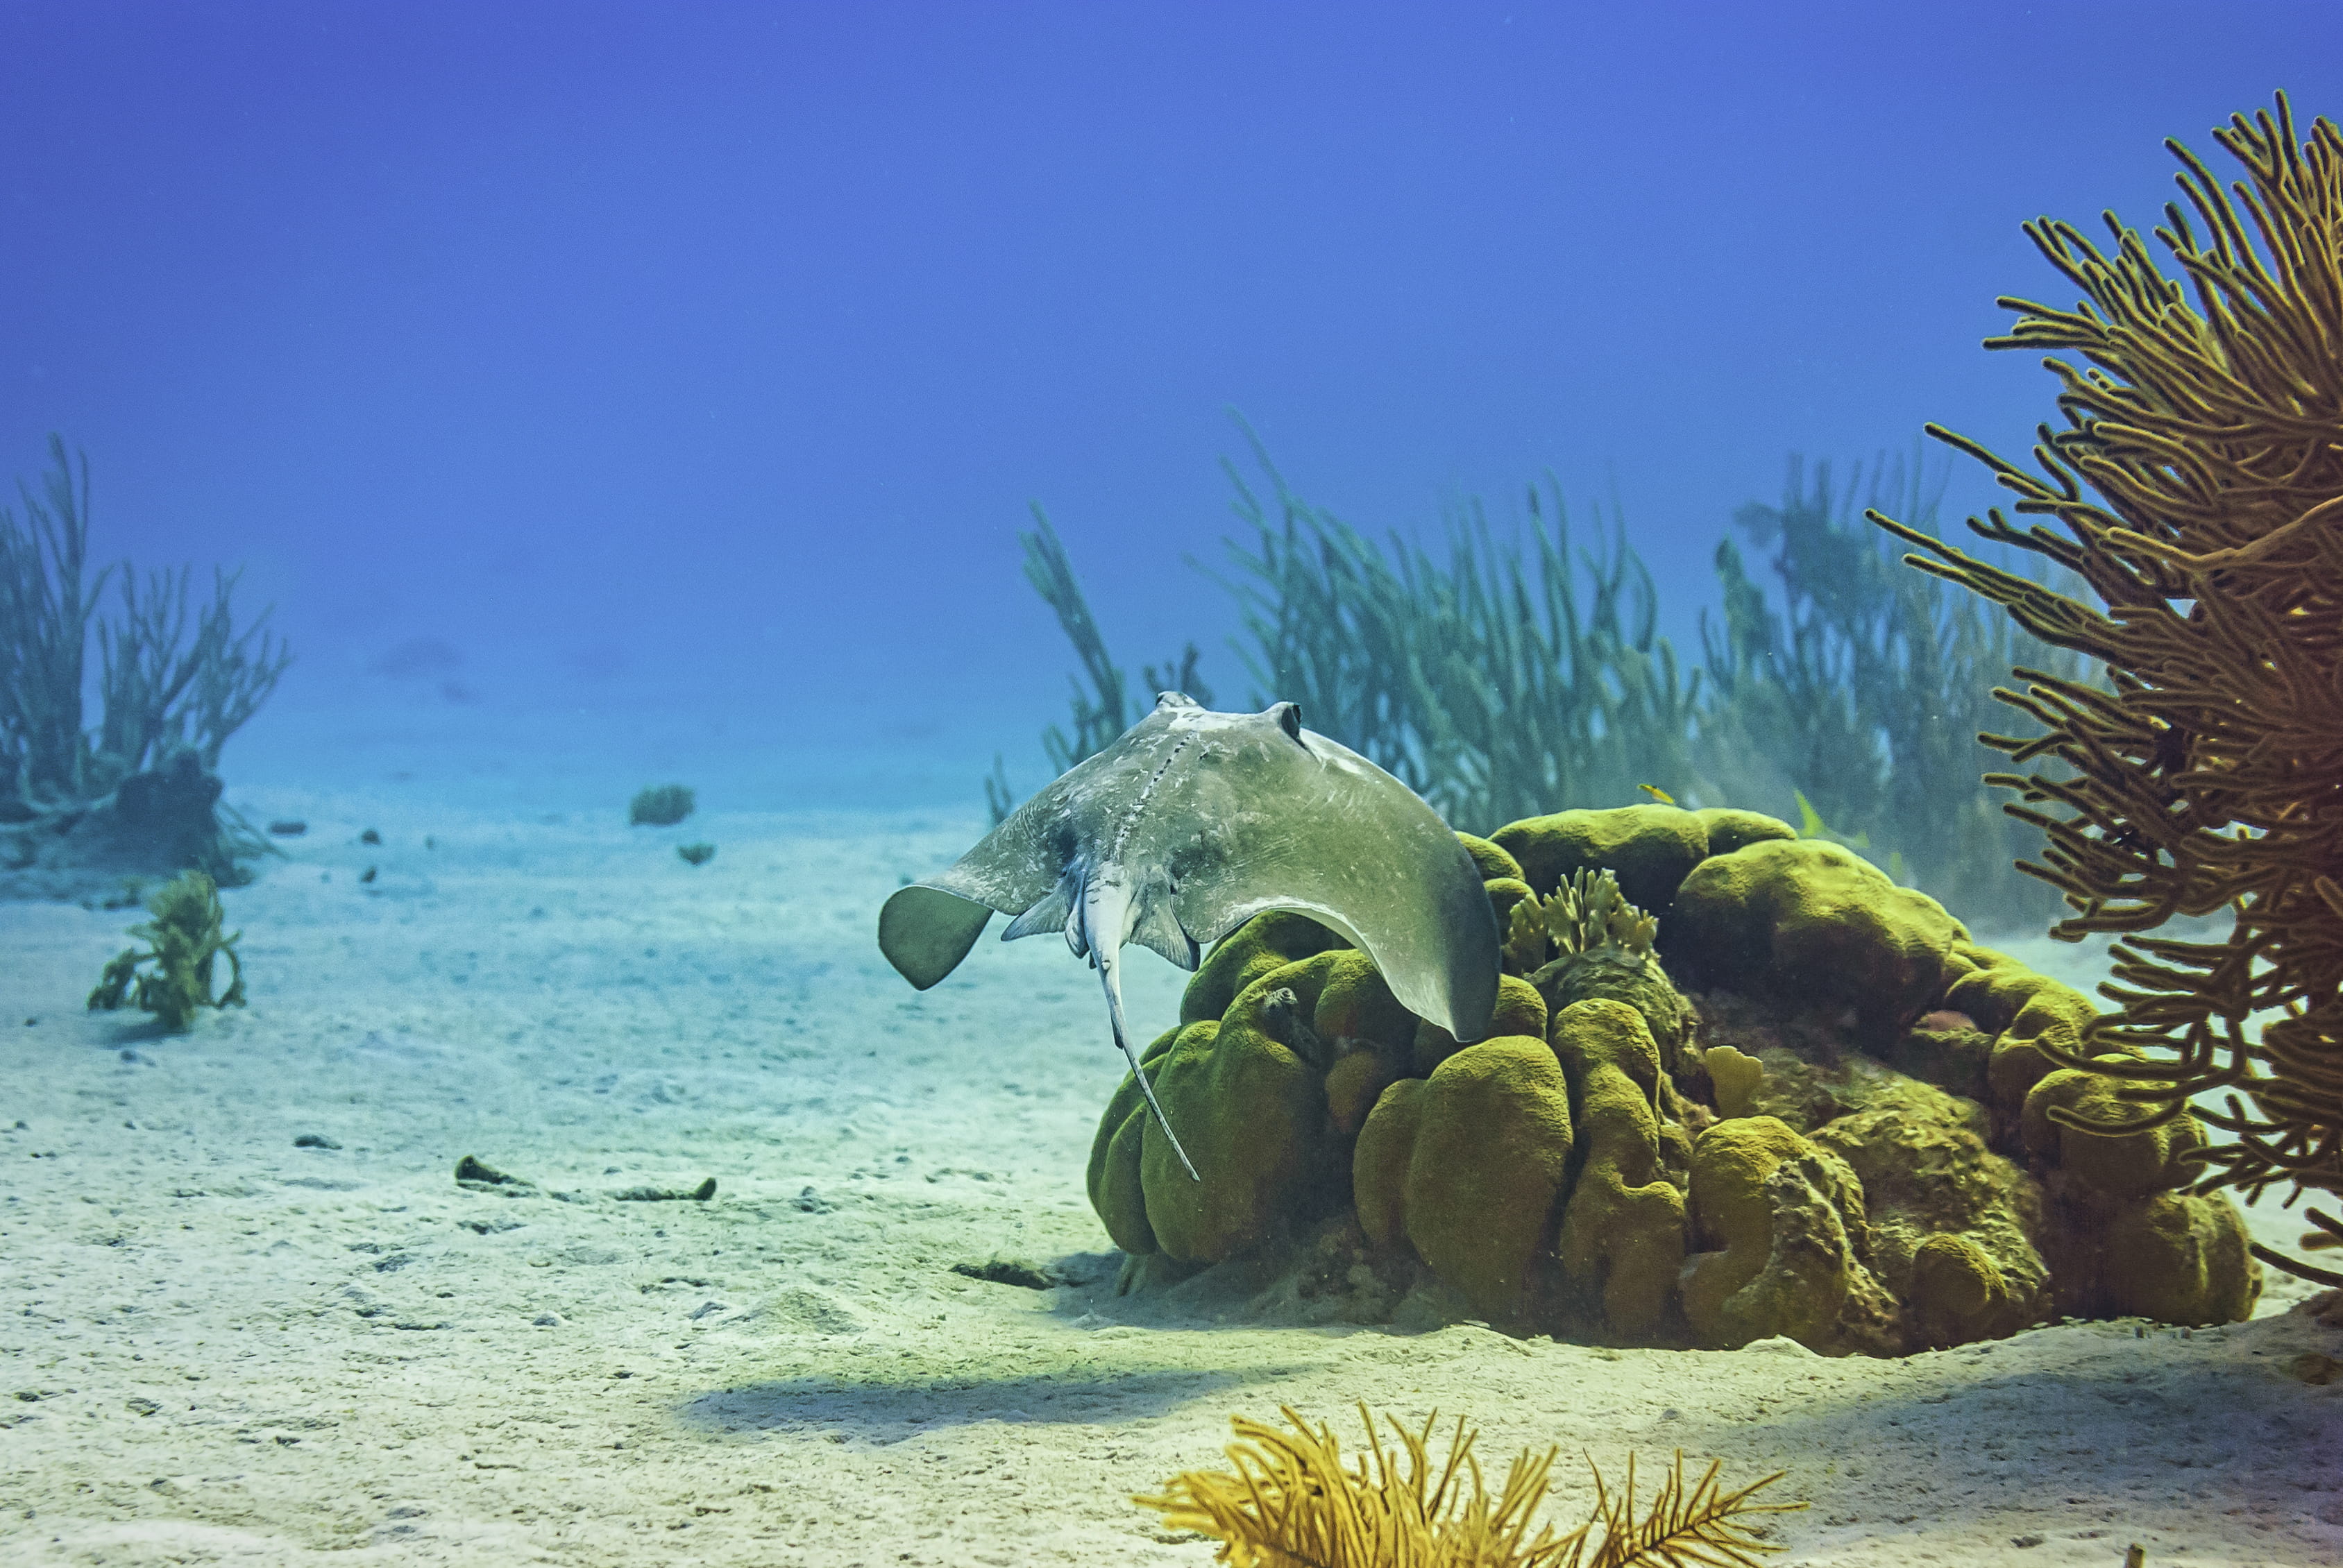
{"left": 1098, "top": 939, "right": 1201, "bottom": 1182}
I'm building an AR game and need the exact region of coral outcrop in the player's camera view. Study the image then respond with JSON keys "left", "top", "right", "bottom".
{"left": 1091, "top": 802, "right": 2262, "bottom": 1353}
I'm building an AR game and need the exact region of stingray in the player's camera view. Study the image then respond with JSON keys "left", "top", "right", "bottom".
{"left": 877, "top": 694, "right": 1500, "bottom": 1179}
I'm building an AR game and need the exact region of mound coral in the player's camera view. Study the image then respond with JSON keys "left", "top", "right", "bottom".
{"left": 1092, "top": 803, "right": 2261, "bottom": 1350}
{"left": 1868, "top": 95, "right": 2343, "bottom": 1281}
{"left": 1680, "top": 1115, "right": 1895, "bottom": 1356}
{"left": 627, "top": 783, "right": 695, "bottom": 827}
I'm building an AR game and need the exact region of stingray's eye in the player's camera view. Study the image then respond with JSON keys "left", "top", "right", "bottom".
{"left": 1271, "top": 701, "right": 1303, "bottom": 741}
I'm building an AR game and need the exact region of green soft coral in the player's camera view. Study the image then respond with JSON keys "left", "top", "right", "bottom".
{"left": 87, "top": 870, "right": 246, "bottom": 1031}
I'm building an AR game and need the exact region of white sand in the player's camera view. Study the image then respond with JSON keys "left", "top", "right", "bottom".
{"left": 3, "top": 782, "right": 2341, "bottom": 1566}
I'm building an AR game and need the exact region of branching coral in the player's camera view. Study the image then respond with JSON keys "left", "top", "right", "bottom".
{"left": 1, "top": 438, "right": 289, "bottom": 806}
{"left": 1134, "top": 1403, "right": 1800, "bottom": 1568}
{"left": 2, "top": 438, "right": 289, "bottom": 894}
{"left": 1868, "top": 96, "right": 2343, "bottom": 1280}
{"left": 1506, "top": 866, "right": 1661, "bottom": 974}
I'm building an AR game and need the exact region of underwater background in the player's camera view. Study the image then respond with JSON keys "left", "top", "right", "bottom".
{"left": 10, "top": 7, "right": 2343, "bottom": 1565}
{"left": 3, "top": 0, "right": 2337, "bottom": 823}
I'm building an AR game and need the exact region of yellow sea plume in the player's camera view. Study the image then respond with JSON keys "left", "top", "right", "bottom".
{"left": 1870, "top": 94, "right": 2343, "bottom": 1281}
{"left": 1134, "top": 1403, "right": 1800, "bottom": 1568}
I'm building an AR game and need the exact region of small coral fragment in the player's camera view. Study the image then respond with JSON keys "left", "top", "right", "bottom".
{"left": 627, "top": 783, "right": 695, "bottom": 826}
{"left": 1704, "top": 1045, "right": 1766, "bottom": 1120}
{"left": 1532, "top": 865, "right": 1661, "bottom": 961}
{"left": 1511, "top": 867, "right": 1693, "bottom": 1073}
{"left": 1500, "top": 883, "right": 1548, "bottom": 974}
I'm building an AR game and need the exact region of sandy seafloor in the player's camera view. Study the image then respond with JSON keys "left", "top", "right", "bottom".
{"left": 4, "top": 735, "right": 2342, "bottom": 1567}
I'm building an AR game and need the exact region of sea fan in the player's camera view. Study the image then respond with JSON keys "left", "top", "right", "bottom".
{"left": 1135, "top": 1403, "right": 1802, "bottom": 1568}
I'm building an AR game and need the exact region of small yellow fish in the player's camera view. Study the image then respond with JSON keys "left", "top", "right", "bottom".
{"left": 1637, "top": 783, "right": 1675, "bottom": 806}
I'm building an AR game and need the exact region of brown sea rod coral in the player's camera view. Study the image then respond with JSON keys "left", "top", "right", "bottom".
{"left": 1868, "top": 94, "right": 2343, "bottom": 1280}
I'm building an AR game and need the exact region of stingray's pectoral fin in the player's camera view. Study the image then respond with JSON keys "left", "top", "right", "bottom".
{"left": 877, "top": 885, "right": 994, "bottom": 989}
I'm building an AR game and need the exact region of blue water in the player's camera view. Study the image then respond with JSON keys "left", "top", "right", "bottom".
{"left": 2, "top": 1, "right": 2327, "bottom": 809}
